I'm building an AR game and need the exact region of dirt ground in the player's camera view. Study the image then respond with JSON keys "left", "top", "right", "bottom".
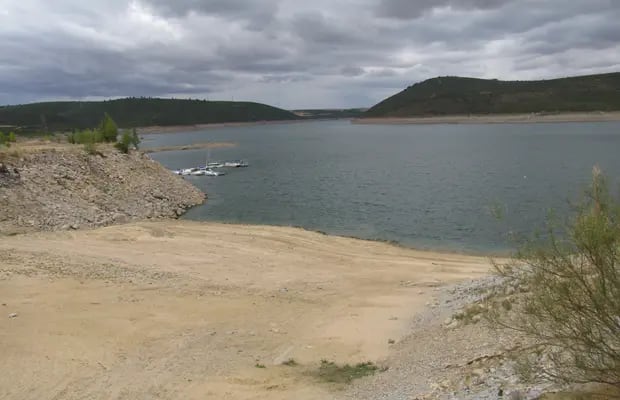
{"left": 0, "top": 220, "right": 491, "bottom": 399}
{"left": 354, "top": 111, "right": 620, "bottom": 125}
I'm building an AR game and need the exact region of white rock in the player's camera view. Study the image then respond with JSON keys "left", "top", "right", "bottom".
{"left": 8, "top": 313, "right": 18, "bottom": 318}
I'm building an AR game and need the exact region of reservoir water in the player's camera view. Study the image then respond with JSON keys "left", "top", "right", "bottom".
{"left": 146, "top": 120, "right": 620, "bottom": 254}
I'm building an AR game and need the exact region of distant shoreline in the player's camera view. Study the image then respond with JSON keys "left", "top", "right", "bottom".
{"left": 137, "top": 118, "right": 344, "bottom": 134}
{"left": 142, "top": 141, "right": 236, "bottom": 153}
{"left": 353, "top": 111, "right": 620, "bottom": 125}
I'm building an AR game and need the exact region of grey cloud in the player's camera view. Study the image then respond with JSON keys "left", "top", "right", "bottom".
{"left": 341, "top": 66, "right": 365, "bottom": 76}
{"left": 375, "top": 0, "right": 512, "bottom": 19}
{"left": 144, "top": 0, "right": 278, "bottom": 18}
{"left": 291, "top": 12, "right": 364, "bottom": 46}
{"left": 0, "top": 0, "right": 619, "bottom": 108}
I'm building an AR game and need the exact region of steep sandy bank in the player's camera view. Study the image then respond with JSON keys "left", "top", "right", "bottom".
{"left": 354, "top": 111, "right": 620, "bottom": 125}
{"left": 0, "top": 143, "right": 204, "bottom": 234}
{"left": 0, "top": 220, "right": 492, "bottom": 400}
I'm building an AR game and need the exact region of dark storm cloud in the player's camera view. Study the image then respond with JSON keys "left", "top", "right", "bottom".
{"left": 375, "top": 0, "right": 512, "bottom": 19}
{"left": 0, "top": 0, "right": 619, "bottom": 107}
{"left": 143, "top": 0, "right": 279, "bottom": 21}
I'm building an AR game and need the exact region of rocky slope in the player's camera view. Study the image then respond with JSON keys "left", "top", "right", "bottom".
{"left": 0, "top": 144, "right": 204, "bottom": 234}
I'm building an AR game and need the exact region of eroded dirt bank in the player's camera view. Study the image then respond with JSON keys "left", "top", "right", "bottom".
{"left": 0, "top": 144, "right": 204, "bottom": 234}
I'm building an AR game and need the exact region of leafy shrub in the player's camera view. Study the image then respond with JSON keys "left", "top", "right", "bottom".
{"left": 99, "top": 113, "right": 118, "bottom": 142}
{"left": 114, "top": 129, "right": 140, "bottom": 154}
{"left": 314, "top": 360, "right": 379, "bottom": 384}
{"left": 494, "top": 166, "right": 620, "bottom": 388}
{"left": 70, "top": 129, "right": 104, "bottom": 145}
{"left": 7, "top": 132, "right": 16, "bottom": 142}
{"left": 114, "top": 131, "right": 132, "bottom": 153}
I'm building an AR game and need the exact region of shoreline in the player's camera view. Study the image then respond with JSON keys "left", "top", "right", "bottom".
{"left": 137, "top": 118, "right": 347, "bottom": 134}
{"left": 184, "top": 219, "right": 509, "bottom": 258}
{"left": 354, "top": 111, "right": 620, "bottom": 125}
{"left": 135, "top": 112, "right": 620, "bottom": 134}
{"left": 142, "top": 141, "right": 236, "bottom": 153}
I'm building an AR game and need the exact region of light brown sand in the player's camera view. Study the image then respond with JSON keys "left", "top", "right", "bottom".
{"left": 354, "top": 111, "right": 620, "bottom": 125}
{"left": 0, "top": 220, "right": 492, "bottom": 399}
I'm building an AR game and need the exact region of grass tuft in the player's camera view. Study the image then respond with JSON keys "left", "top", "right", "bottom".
{"left": 314, "top": 360, "right": 379, "bottom": 384}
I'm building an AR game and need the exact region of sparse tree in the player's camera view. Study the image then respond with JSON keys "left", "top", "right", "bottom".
{"left": 493, "top": 166, "right": 620, "bottom": 388}
{"left": 99, "top": 113, "right": 119, "bottom": 142}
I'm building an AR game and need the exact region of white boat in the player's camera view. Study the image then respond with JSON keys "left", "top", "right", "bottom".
{"left": 180, "top": 168, "right": 194, "bottom": 176}
{"left": 224, "top": 160, "right": 248, "bottom": 168}
{"left": 204, "top": 169, "right": 225, "bottom": 176}
{"left": 171, "top": 169, "right": 182, "bottom": 175}
{"left": 190, "top": 169, "right": 205, "bottom": 176}
{"left": 207, "top": 162, "right": 224, "bottom": 168}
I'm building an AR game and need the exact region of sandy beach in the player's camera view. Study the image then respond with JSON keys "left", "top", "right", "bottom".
{"left": 0, "top": 220, "right": 492, "bottom": 400}
{"left": 354, "top": 111, "right": 620, "bottom": 125}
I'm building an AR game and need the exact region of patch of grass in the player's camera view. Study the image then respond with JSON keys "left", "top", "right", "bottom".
{"left": 453, "top": 303, "right": 486, "bottom": 324}
{"left": 282, "top": 358, "right": 298, "bottom": 366}
{"left": 314, "top": 360, "right": 379, "bottom": 385}
{"left": 255, "top": 363, "right": 266, "bottom": 369}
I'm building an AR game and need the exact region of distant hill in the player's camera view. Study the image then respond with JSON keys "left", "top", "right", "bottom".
{"left": 363, "top": 73, "right": 620, "bottom": 118}
{"left": 292, "top": 108, "right": 368, "bottom": 119}
{"left": 0, "top": 98, "right": 300, "bottom": 132}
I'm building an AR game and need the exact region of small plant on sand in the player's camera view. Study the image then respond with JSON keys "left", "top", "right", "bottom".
{"left": 282, "top": 358, "right": 298, "bottom": 366}
{"left": 492, "top": 166, "right": 620, "bottom": 388}
{"left": 7, "top": 132, "right": 16, "bottom": 143}
{"left": 314, "top": 360, "right": 379, "bottom": 385}
{"left": 255, "top": 363, "right": 266, "bottom": 369}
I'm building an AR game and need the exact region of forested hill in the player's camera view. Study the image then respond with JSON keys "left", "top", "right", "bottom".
{"left": 363, "top": 73, "right": 620, "bottom": 118}
{"left": 0, "top": 98, "right": 300, "bottom": 132}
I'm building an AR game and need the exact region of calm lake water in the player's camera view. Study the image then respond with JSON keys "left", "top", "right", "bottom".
{"left": 145, "top": 120, "right": 620, "bottom": 254}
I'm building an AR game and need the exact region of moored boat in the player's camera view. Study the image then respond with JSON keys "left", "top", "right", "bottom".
{"left": 223, "top": 160, "right": 248, "bottom": 168}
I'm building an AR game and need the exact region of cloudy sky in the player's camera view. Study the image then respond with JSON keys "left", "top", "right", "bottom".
{"left": 1, "top": 0, "right": 619, "bottom": 108}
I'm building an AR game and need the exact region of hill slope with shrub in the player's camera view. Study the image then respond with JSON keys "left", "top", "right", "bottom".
{"left": 0, "top": 98, "right": 300, "bottom": 132}
{"left": 363, "top": 73, "right": 620, "bottom": 118}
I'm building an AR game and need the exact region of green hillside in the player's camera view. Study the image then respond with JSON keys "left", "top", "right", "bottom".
{"left": 363, "top": 73, "right": 620, "bottom": 118}
{"left": 0, "top": 97, "right": 300, "bottom": 132}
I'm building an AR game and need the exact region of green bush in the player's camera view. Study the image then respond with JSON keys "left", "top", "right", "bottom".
{"left": 99, "top": 113, "right": 118, "bottom": 142}
{"left": 70, "top": 129, "right": 104, "bottom": 145}
{"left": 114, "top": 129, "right": 140, "bottom": 154}
{"left": 7, "top": 132, "right": 16, "bottom": 142}
{"left": 114, "top": 131, "right": 132, "bottom": 153}
{"left": 0, "top": 131, "right": 5, "bottom": 145}
{"left": 494, "top": 166, "right": 620, "bottom": 388}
